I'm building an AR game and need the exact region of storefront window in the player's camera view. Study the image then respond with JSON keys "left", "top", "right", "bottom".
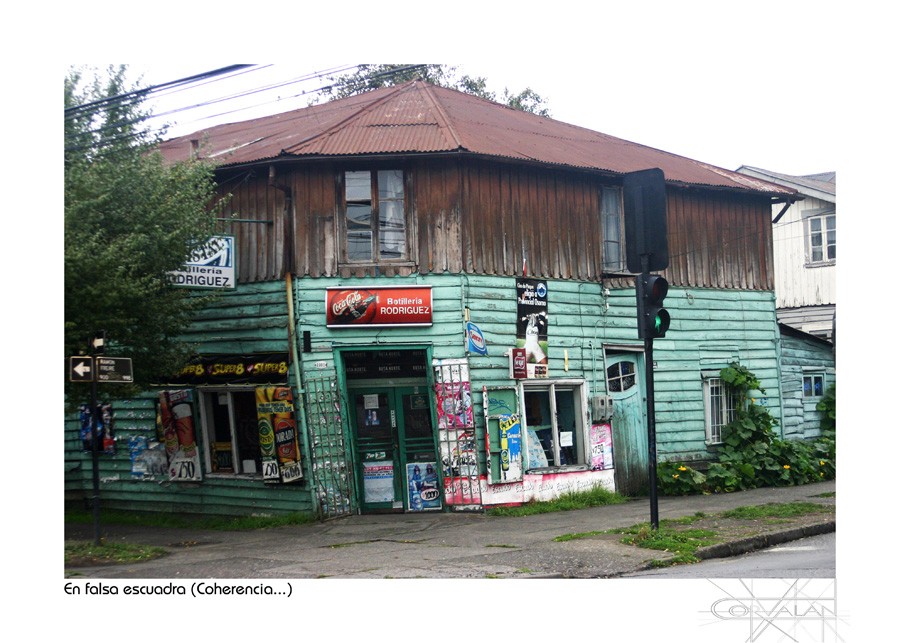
{"left": 198, "top": 389, "right": 260, "bottom": 475}
{"left": 522, "top": 381, "right": 587, "bottom": 469}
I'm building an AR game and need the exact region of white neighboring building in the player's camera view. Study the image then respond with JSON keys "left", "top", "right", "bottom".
{"left": 737, "top": 166, "right": 836, "bottom": 341}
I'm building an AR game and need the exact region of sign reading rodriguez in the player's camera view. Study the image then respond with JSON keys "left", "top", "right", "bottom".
{"left": 326, "top": 285, "right": 433, "bottom": 328}
{"left": 168, "top": 236, "right": 236, "bottom": 289}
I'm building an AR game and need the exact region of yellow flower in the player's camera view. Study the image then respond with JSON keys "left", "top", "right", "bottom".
{"left": 783, "top": 465, "right": 791, "bottom": 470}
{"left": 820, "top": 461, "right": 825, "bottom": 466}
{"left": 678, "top": 466, "right": 687, "bottom": 472}
{"left": 672, "top": 474, "right": 679, "bottom": 479}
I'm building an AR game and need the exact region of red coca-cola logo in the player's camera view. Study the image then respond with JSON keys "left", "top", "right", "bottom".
{"left": 328, "top": 289, "right": 377, "bottom": 324}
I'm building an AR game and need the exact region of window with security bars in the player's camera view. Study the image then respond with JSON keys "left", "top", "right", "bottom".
{"left": 704, "top": 376, "right": 737, "bottom": 445}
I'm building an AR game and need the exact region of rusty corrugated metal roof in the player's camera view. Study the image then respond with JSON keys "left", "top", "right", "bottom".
{"left": 158, "top": 80, "right": 796, "bottom": 197}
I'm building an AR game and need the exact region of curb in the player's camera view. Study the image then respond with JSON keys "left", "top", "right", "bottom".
{"left": 695, "top": 520, "right": 836, "bottom": 561}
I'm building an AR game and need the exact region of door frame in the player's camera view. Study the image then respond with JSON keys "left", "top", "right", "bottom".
{"left": 336, "top": 345, "right": 440, "bottom": 513}
{"left": 602, "top": 346, "right": 650, "bottom": 496}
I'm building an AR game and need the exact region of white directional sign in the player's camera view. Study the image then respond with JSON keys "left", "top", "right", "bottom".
{"left": 68, "top": 356, "right": 133, "bottom": 383}
{"left": 69, "top": 356, "right": 94, "bottom": 382}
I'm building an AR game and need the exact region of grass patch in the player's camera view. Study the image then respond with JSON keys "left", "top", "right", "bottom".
{"left": 555, "top": 502, "right": 834, "bottom": 568}
{"left": 65, "top": 509, "right": 317, "bottom": 531}
{"left": 486, "top": 486, "right": 626, "bottom": 517}
{"left": 613, "top": 524, "right": 719, "bottom": 566}
{"left": 66, "top": 541, "right": 167, "bottom": 566}
{"left": 720, "top": 502, "right": 833, "bottom": 521}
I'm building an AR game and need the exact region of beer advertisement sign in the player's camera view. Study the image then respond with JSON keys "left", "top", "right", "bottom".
{"left": 326, "top": 285, "right": 433, "bottom": 328}
{"left": 256, "top": 386, "right": 302, "bottom": 484}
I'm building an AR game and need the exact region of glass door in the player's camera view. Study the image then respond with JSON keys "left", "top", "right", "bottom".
{"left": 349, "top": 386, "right": 441, "bottom": 512}
{"left": 351, "top": 388, "right": 400, "bottom": 512}
{"left": 398, "top": 388, "right": 441, "bottom": 511}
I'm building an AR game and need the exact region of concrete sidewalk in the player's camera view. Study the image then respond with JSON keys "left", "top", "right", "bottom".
{"left": 64, "top": 480, "right": 835, "bottom": 579}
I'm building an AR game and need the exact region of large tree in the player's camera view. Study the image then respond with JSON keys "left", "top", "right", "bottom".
{"left": 320, "top": 64, "right": 551, "bottom": 116}
{"left": 64, "top": 65, "right": 221, "bottom": 398}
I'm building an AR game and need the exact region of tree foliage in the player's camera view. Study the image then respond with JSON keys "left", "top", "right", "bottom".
{"left": 65, "top": 65, "right": 221, "bottom": 398}
{"left": 320, "top": 64, "right": 551, "bottom": 116}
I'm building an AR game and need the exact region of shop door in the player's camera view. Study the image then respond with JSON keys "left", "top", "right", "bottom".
{"left": 350, "top": 387, "right": 440, "bottom": 513}
{"left": 606, "top": 354, "right": 649, "bottom": 496}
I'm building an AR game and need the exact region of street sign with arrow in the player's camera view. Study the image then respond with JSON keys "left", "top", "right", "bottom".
{"left": 70, "top": 356, "right": 94, "bottom": 382}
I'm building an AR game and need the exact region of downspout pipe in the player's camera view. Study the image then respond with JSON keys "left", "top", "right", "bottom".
{"left": 270, "top": 165, "right": 318, "bottom": 514}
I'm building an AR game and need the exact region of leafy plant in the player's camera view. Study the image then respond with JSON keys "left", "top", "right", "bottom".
{"left": 657, "top": 363, "right": 836, "bottom": 495}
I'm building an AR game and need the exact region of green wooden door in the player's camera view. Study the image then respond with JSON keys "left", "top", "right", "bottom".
{"left": 349, "top": 387, "right": 440, "bottom": 512}
{"left": 606, "top": 354, "right": 649, "bottom": 496}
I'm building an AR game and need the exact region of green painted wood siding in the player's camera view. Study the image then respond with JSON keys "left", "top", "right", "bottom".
{"left": 778, "top": 331, "right": 835, "bottom": 440}
{"left": 65, "top": 273, "right": 783, "bottom": 515}
{"left": 295, "top": 273, "right": 782, "bottom": 467}
{"left": 64, "top": 280, "right": 316, "bottom": 517}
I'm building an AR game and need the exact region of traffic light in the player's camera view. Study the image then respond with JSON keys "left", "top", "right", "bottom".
{"left": 636, "top": 274, "right": 671, "bottom": 339}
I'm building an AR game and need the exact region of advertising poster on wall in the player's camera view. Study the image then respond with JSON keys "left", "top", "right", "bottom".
{"left": 407, "top": 462, "right": 441, "bottom": 511}
{"left": 363, "top": 461, "right": 394, "bottom": 503}
{"left": 499, "top": 414, "right": 523, "bottom": 481}
{"left": 516, "top": 278, "right": 549, "bottom": 378}
{"left": 436, "top": 380, "right": 473, "bottom": 429}
{"left": 326, "top": 285, "right": 433, "bottom": 328}
{"left": 80, "top": 403, "right": 116, "bottom": 454}
{"left": 158, "top": 390, "right": 202, "bottom": 482}
{"left": 589, "top": 423, "right": 615, "bottom": 471}
{"left": 255, "top": 386, "right": 302, "bottom": 483}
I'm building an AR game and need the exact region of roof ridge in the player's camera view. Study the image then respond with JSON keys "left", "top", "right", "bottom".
{"left": 416, "top": 81, "right": 465, "bottom": 150}
{"left": 281, "top": 82, "right": 416, "bottom": 155}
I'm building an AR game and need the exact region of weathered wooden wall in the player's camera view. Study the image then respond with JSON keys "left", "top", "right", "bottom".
{"left": 216, "top": 158, "right": 775, "bottom": 291}
{"left": 778, "top": 329, "right": 835, "bottom": 440}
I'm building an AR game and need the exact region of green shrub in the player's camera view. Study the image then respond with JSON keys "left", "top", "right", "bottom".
{"left": 657, "top": 363, "right": 836, "bottom": 495}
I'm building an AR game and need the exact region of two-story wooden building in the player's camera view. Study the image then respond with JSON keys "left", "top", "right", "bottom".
{"left": 65, "top": 80, "right": 799, "bottom": 518}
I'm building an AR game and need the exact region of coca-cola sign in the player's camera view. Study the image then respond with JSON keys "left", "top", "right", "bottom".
{"left": 326, "top": 285, "right": 433, "bottom": 328}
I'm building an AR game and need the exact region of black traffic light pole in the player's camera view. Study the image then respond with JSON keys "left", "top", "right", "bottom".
{"left": 640, "top": 259, "right": 660, "bottom": 531}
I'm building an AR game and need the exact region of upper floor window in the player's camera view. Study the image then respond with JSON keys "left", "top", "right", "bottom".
{"left": 601, "top": 186, "right": 625, "bottom": 272}
{"left": 804, "top": 208, "right": 835, "bottom": 265}
{"left": 342, "top": 170, "right": 407, "bottom": 263}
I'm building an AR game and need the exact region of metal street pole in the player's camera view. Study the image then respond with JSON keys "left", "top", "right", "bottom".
{"left": 89, "top": 331, "right": 105, "bottom": 546}
{"left": 90, "top": 357, "right": 101, "bottom": 546}
{"left": 641, "top": 256, "right": 660, "bottom": 531}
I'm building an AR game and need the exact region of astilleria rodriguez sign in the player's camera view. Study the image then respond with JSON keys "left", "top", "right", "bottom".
{"left": 168, "top": 236, "right": 236, "bottom": 289}
{"left": 326, "top": 285, "right": 433, "bottom": 328}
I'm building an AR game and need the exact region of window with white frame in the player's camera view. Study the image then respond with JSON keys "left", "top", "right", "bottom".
{"left": 703, "top": 374, "right": 737, "bottom": 445}
{"left": 522, "top": 381, "right": 587, "bottom": 468}
{"left": 342, "top": 169, "right": 407, "bottom": 263}
{"left": 198, "top": 389, "right": 261, "bottom": 475}
{"left": 601, "top": 186, "right": 625, "bottom": 272}
{"left": 803, "top": 373, "right": 826, "bottom": 398}
{"left": 804, "top": 208, "right": 836, "bottom": 265}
